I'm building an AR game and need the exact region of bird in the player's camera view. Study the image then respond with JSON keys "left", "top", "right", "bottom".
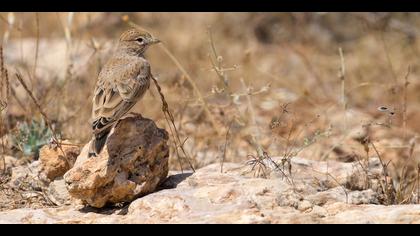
{"left": 88, "top": 28, "right": 160, "bottom": 157}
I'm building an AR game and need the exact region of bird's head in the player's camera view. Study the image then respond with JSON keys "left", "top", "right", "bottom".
{"left": 118, "top": 28, "right": 160, "bottom": 55}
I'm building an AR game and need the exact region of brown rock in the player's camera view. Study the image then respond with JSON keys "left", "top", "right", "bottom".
{"left": 63, "top": 114, "right": 169, "bottom": 208}
{"left": 39, "top": 141, "right": 80, "bottom": 181}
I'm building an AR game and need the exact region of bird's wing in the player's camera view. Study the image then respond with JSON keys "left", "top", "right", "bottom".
{"left": 91, "top": 59, "right": 151, "bottom": 135}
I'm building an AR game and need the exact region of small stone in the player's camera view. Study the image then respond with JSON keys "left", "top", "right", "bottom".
{"left": 311, "top": 205, "right": 327, "bottom": 217}
{"left": 298, "top": 200, "right": 313, "bottom": 212}
{"left": 39, "top": 141, "right": 80, "bottom": 181}
{"left": 47, "top": 178, "right": 71, "bottom": 206}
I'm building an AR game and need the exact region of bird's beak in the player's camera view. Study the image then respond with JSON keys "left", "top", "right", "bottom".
{"left": 150, "top": 38, "right": 161, "bottom": 44}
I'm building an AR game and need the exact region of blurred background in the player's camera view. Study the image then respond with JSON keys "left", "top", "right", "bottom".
{"left": 1, "top": 13, "right": 420, "bottom": 200}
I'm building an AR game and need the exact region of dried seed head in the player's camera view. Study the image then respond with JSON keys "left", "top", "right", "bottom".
{"left": 121, "top": 15, "right": 129, "bottom": 22}
{"left": 378, "top": 106, "right": 389, "bottom": 112}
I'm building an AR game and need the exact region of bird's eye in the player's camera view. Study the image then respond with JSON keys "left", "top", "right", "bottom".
{"left": 136, "top": 37, "right": 144, "bottom": 43}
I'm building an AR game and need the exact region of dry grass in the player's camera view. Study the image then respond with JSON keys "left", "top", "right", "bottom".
{"left": 1, "top": 12, "right": 420, "bottom": 205}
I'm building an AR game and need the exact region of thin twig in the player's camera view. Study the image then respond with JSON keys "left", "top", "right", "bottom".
{"left": 32, "top": 12, "right": 40, "bottom": 81}
{"left": 0, "top": 15, "right": 9, "bottom": 26}
{"left": 220, "top": 121, "right": 232, "bottom": 173}
{"left": 338, "top": 47, "right": 347, "bottom": 132}
{"left": 0, "top": 45, "right": 7, "bottom": 173}
{"left": 0, "top": 121, "right": 5, "bottom": 174}
{"left": 10, "top": 86, "right": 27, "bottom": 114}
{"left": 371, "top": 141, "right": 395, "bottom": 204}
{"left": 208, "top": 27, "right": 231, "bottom": 90}
{"left": 403, "top": 66, "right": 410, "bottom": 140}
{"left": 395, "top": 136, "right": 417, "bottom": 203}
{"left": 151, "top": 76, "right": 195, "bottom": 172}
{"left": 240, "top": 78, "right": 264, "bottom": 158}
{"left": 159, "top": 44, "right": 221, "bottom": 135}
{"left": 285, "top": 43, "right": 331, "bottom": 100}
{"left": 0, "top": 45, "right": 9, "bottom": 110}
{"left": 380, "top": 32, "right": 398, "bottom": 85}
{"left": 2, "top": 13, "right": 15, "bottom": 46}
{"left": 417, "top": 164, "right": 420, "bottom": 204}
{"left": 15, "top": 72, "right": 53, "bottom": 137}
{"left": 15, "top": 72, "right": 66, "bottom": 158}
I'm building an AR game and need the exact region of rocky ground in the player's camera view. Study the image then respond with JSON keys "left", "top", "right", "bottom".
{"left": 1, "top": 155, "right": 420, "bottom": 223}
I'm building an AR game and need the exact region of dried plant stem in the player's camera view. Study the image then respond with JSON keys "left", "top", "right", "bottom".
{"left": 10, "top": 86, "right": 27, "bottom": 114}
{"left": 2, "top": 13, "right": 15, "bottom": 46}
{"left": 371, "top": 141, "right": 394, "bottom": 204}
{"left": 371, "top": 142, "right": 388, "bottom": 176}
{"left": 338, "top": 47, "right": 347, "bottom": 132}
{"left": 0, "top": 15, "right": 8, "bottom": 26}
{"left": 313, "top": 168, "right": 349, "bottom": 203}
{"left": 159, "top": 44, "right": 221, "bottom": 135}
{"left": 208, "top": 27, "right": 230, "bottom": 91}
{"left": 15, "top": 73, "right": 51, "bottom": 131}
{"left": 286, "top": 43, "right": 330, "bottom": 100}
{"left": 240, "top": 78, "right": 264, "bottom": 159}
{"left": 403, "top": 66, "right": 410, "bottom": 140}
{"left": 0, "top": 46, "right": 8, "bottom": 173}
{"left": 0, "top": 132, "right": 5, "bottom": 173}
{"left": 380, "top": 32, "right": 398, "bottom": 85}
{"left": 151, "top": 76, "right": 195, "bottom": 172}
{"left": 18, "top": 18, "right": 24, "bottom": 70}
{"left": 32, "top": 12, "right": 39, "bottom": 80}
{"left": 417, "top": 164, "right": 420, "bottom": 204}
{"left": 0, "top": 46, "right": 9, "bottom": 109}
{"left": 240, "top": 78, "right": 284, "bottom": 180}
{"left": 208, "top": 27, "right": 219, "bottom": 63}
{"left": 220, "top": 122, "right": 231, "bottom": 173}
{"left": 15, "top": 72, "right": 66, "bottom": 157}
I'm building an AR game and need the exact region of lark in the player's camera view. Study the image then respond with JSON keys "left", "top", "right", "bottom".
{"left": 88, "top": 28, "right": 160, "bottom": 157}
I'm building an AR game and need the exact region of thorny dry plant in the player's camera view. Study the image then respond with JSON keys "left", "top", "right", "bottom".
{"left": 370, "top": 141, "right": 396, "bottom": 204}
{"left": 151, "top": 76, "right": 195, "bottom": 172}
{"left": 207, "top": 28, "right": 277, "bottom": 178}
{"left": 206, "top": 26, "right": 328, "bottom": 182}
{"left": 246, "top": 151, "right": 294, "bottom": 186}
{"left": 392, "top": 136, "right": 418, "bottom": 204}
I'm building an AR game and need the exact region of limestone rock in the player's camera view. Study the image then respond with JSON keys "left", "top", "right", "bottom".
{"left": 2, "top": 156, "right": 419, "bottom": 223}
{"left": 64, "top": 114, "right": 169, "bottom": 208}
{"left": 39, "top": 141, "right": 80, "bottom": 181}
{"left": 297, "top": 200, "right": 313, "bottom": 212}
{"left": 46, "top": 179, "right": 72, "bottom": 206}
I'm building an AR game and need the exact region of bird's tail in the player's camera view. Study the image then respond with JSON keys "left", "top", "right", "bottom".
{"left": 88, "top": 128, "right": 111, "bottom": 157}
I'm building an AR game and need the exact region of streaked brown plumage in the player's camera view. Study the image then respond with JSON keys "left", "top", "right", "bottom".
{"left": 89, "top": 28, "right": 160, "bottom": 157}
